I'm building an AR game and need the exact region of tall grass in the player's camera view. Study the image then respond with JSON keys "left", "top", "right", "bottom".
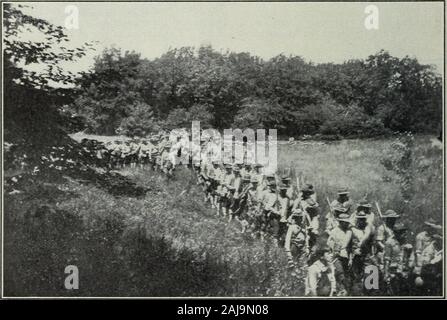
{"left": 278, "top": 135, "right": 443, "bottom": 238}
{"left": 4, "top": 135, "right": 441, "bottom": 296}
{"left": 4, "top": 168, "right": 302, "bottom": 296}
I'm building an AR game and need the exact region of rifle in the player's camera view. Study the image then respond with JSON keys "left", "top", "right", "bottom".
{"left": 326, "top": 197, "right": 335, "bottom": 217}
{"left": 295, "top": 173, "right": 301, "bottom": 200}
{"left": 375, "top": 201, "right": 384, "bottom": 219}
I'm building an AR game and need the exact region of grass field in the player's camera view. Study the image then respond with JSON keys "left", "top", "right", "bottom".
{"left": 277, "top": 135, "right": 443, "bottom": 237}
{"left": 3, "top": 134, "right": 443, "bottom": 296}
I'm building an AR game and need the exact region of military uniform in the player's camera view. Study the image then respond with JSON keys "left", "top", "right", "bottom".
{"left": 383, "top": 230, "right": 415, "bottom": 295}
{"left": 327, "top": 213, "right": 353, "bottom": 294}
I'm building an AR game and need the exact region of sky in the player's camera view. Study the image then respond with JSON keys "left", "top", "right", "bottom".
{"left": 10, "top": 2, "right": 445, "bottom": 74}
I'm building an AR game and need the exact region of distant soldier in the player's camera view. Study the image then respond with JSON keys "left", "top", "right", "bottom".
{"left": 305, "top": 246, "right": 336, "bottom": 297}
{"left": 293, "top": 185, "right": 317, "bottom": 213}
{"left": 414, "top": 218, "right": 442, "bottom": 276}
{"left": 251, "top": 163, "right": 265, "bottom": 189}
{"left": 160, "top": 144, "right": 173, "bottom": 178}
{"left": 326, "top": 188, "right": 352, "bottom": 232}
{"left": 277, "top": 182, "right": 292, "bottom": 245}
{"left": 206, "top": 160, "right": 220, "bottom": 206}
{"left": 280, "top": 175, "right": 295, "bottom": 199}
{"left": 285, "top": 210, "right": 309, "bottom": 265}
{"left": 416, "top": 233, "right": 442, "bottom": 296}
{"left": 212, "top": 161, "right": 224, "bottom": 212}
{"left": 232, "top": 174, "right": 252, "bottom": 232}
{"left": 331, "top": 187, "right": 353, "bottom": 211}
{"left": 354, "top": 199, "right": 376, "bottom": 229}
{"left": 111, "top": 140, "right": 123, "bottom": 168}
{"left": 240, "top": 163, "right": 252, "bottom": 179}
{"left": 229, "top": 166, "right": 243, "bottom": 222}
{"left": 121, "top": 141, "right": 132, "bottom": 167}
{"left": 246, "top": 176, "right": 263, "bottom": 234}
{"left": 350, "top": 211, "right": 376, "bottom": 295}
{"left": 220, "top": 164, "right": 235, "bottom": 217}
{"left": 383, "top": 223, "right": 415, "bottom": 295}
{"left": 327, "top": 211, "right": 353, "bottom": 295}
{"left": 259, "top": 180, "right": 278, "bottom": 241}
{"left": 264, "top": 173, "right": 276, "bottom": 191}
{"left": 375, "top": 209, "right": 400, "bottom": 270}
{"left": 303, "top": 198, "right": 320, "bottom": 252}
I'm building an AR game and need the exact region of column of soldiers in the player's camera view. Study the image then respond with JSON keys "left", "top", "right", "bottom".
{"left": 75, "top": 135, "right": 443, "bottom": 297}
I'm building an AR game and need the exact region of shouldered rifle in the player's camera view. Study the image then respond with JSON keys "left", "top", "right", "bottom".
{"left": 375, "top": 201, "right": 383, "bottom": 219}
{"left": 326, "top": 197, "right": 335, "bottom": 219}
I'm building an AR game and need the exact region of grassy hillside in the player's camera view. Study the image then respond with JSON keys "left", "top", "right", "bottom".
{"left": 3, "top": 135, "right": 442, "bottom": 296}
{"left": 278, "top": 135, "right": 443, "bottom": 237}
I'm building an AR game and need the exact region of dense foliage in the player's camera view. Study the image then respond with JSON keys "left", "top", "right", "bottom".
{"left": 3, "top": 3, "right": 93, "bottom": 169}
{"left": 71, "top": 46, "right": 442, "bottom": 138}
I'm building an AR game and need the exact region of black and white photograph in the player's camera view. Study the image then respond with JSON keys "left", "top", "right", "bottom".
{"left": 1, "top": 1, "right": 445, "bottom": 299}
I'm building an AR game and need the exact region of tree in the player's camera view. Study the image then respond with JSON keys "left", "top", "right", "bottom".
{"left": 117, "top": 102, "right": 159, "bottom": 137}
{"left": 233, "top": 98, "right": 287, "bottom": 130}
{"left": 3, "top": 3, "right": 92, "bottom": 166}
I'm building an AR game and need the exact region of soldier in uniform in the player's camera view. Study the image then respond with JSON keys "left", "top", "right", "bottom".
{"left": 416, "top": 233, "right": 442, "bottom": 296}
{"left": 327, "top": 211, "right": 353, "bottom": 295}
{"left": 331, "top": 188, "right": 353, "bottom": 211}
{"left": 259, "top": 180, "right": 278, "bottom": 240}
{"left": 240, "top": 163, "right": 253, "bottom": 179}
{"left": 160, "top": 144, "right": 173, "bottom": 178}
{"left": 375, "top": 209, "right": 400, "bottom": 271}
{"left": 305, "top": 246, "right": 336, "bottom": 297}
{"left": 277, "top": 182, "right": 292, "bottom": 246}
{"left": 354, "top": 199, "right": 376, "bottom": 228}
{"left": 326, "top": 188, "right": 352, "bottom": 233}
{"left": 220, "top": 164, "right": 235, "bottom": 217}
{"left": 111, "top": 140, "right": 123, "bottom": 168}
{"left": 414, "top": 218, "right": 442, "bottom": 276}
{"left": 229, "top": 167, "right": 243, "bottom": 222}
{"left": 246, "top": 176, "right": 263, "bottom": 234}
{"left": 285, "top": 210, "right": 309, "bottom": 266}
{"left": 350, "top": 211, "right": 376, "bottom": 295}
{"left": 303, "top": 198, "right": 320, "bottom": 253}
{"left": 251, "top": 163, "right": 265, "bottom": 190}
{"left": 232, "top": 174, "right": 252, "bottom": 232}
{"left": 280, "top": 175, "right": 295, "bottom": 199}
{"left": 205, "top": 160, "right": 219, "bottom": 207}
{"left": 383, "top": 223, "right": 415, "bottom": 295}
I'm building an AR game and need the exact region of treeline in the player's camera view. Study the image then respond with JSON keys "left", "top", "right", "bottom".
{"left": 70, "top": 46, "right": 442, "bottom": 138}
{"left": 4, "top": 3, "right": 442, "bottom": 146}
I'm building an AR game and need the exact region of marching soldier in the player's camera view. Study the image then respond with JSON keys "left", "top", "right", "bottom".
{"left": 416, "top": 233, "right": 442, "bottom": 295}
{"left": 205, "top": 160, "right": 219, "bottom": 206}
{"left": 303, "top": 198, "right": 320, "bottom": 252}
{"left": 160, "top": 144, "right": 173, "bottom": 178}
{"left": 285, "top": 210, "right": 310, "bottom": 265}
{"left": 277, "top": 182, "right": 292, "bottom": 245}
{"left": 240, "top": 163, "right": 253, "bottom": 179}
{"left": 246, "top": 176, "right": 263, "bottom": 234}
{"left": 305, "top": 246, "right": 336, "bottom": 296}
{"left": 231, "top": 174, "right": 252, "bottom": 232}
{"left": 354, "top": 199, "right": 376, "bottom": 227}
{"left": 327, "top": 211, "right": 353, "bottom": 295}
{"left": 331, "top": 187, "right": 353, "bottom": 211}
{"left": 259, "top": 180, "right": 278, "bottom": 241}
{"left": 383, "top": 222, "right": 415, "bottom": 295}
{"left": 375, "top": 209, "right": 400, "bottom": 271}
{"left": 229, "top": 166, "right": 243, "bottom": 222}
{"left": 350, "top": 211, "right": 376, "bottom": 295}
{"left": 280, "top": 175, "right": 295, "bottom": 199}
{"left": 220, "top": 164, "right": 235, "bottom": 217}
{"left": 414, "top": 218, "right": 442, "bottom": 275}
{"left": 326, "top": 188, "right": 352, "bottom": 233}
